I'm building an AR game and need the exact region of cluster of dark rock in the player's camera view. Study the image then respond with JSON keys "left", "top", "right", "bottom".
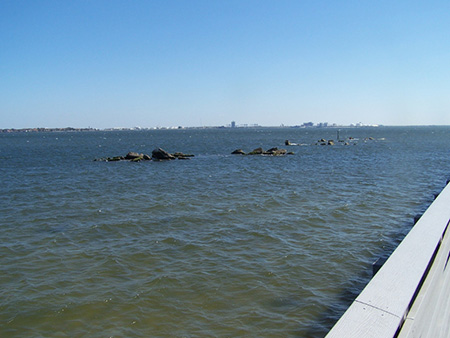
{"left": 96, "top": 137, "right": 378, "bottom": 162}
{"left": 231, "top": 147, "right": 294, "bottom": 156}
{"left": 284, "top": 137, "right": 376, "bottom": 147}
{"left": 95, "top": 148, "right": 194, "bottom": 162}
{"left": 314, "top": 136, "right": 375, "bottom": 146}
{"left": 316, "top": 138, "right": 338, "bottom": 146}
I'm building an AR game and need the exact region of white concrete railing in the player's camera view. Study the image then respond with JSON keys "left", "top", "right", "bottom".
{"left": 326, "top": 182, "right": 450, "bottom": 338}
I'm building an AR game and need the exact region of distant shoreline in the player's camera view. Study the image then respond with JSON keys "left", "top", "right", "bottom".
{"left": 0, "top": 124, "right": 385, "bottom": 133}
{"left": 0, "top": 127, "right": 99, "bottom": 133}
{"left": 4, "top": 125, "right": 450, "bottom": 133}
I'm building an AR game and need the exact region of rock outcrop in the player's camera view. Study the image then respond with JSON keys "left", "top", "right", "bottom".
{"left": 247, "top": 147, "right": 264, "bottom": 155}
{"left": 231, "top": 149, "right": 246, "bottom": 155}
{"left": 264, "top": 147, "right": 287, "bottom": 156}
{"left": 125, "top": 152, "right": 143, "bottom": 160}
{"left": 231, "top": 147, "right": 293, "bottom": 156}
{"left": 95, "top": 148, "right": 194, "bottom": 162}
{"left": 172, "top": 152, "right": 195, "bottom": 160}
{"left": 152, "top": 148, "right": 175, "bottom": 160}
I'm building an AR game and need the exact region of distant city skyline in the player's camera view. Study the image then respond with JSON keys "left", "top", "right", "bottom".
{"left": 1, "top": 1, "right": 450, "bottom": 129}
{"left": 0, "top": 121, "right": 397, "bottom": 133}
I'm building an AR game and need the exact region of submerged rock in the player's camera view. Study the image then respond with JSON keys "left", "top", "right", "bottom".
{"left": 108, "top": 156, "right": 124, "bottom": 161}
{"left": 316, "top": 139, "right": 335, "bottom": 146}
{"left": 173, "top": 152, "right": 195, "bottom": 159}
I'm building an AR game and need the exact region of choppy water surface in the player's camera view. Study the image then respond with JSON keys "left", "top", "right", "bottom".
{"left": 1, "top": 126, "right": 450, "bottom": 337}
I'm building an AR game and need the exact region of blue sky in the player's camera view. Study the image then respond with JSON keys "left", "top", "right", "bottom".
{"left": 1, "top": 0, "right": 450, "bottom": 128}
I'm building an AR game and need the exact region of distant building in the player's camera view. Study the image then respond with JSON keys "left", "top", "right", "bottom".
{"left": 231, "top": 121, "right": 236, "bottom": 128}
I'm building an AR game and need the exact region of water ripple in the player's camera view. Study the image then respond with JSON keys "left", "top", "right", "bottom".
{"left": 1, "top": 127, "right": 450, "bottom": 337}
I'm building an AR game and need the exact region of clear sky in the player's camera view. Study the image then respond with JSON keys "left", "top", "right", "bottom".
{"left": 1, "top": 0, "right": 450, "bottom": 129}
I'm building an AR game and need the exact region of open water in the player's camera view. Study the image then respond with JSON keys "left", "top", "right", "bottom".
{"left": 1, "top": 126, "right": 450, "bottom": 337}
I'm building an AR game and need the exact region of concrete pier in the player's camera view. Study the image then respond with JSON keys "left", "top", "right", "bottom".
{"left": 326, "top": 182, "right": 450, "bottom": 337}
